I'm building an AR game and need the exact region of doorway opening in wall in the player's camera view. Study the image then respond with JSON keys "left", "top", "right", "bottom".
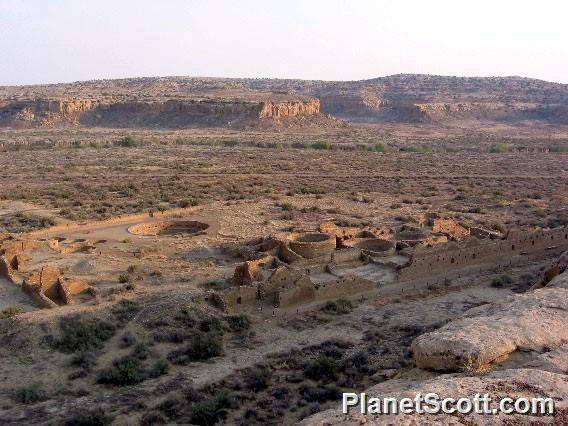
{"left": 237, "top": 297, "right": 242, "bottom": 304}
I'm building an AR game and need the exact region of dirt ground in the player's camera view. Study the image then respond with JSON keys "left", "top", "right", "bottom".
{"left": 0, "top": 126, "right": 566, "bottom": 425}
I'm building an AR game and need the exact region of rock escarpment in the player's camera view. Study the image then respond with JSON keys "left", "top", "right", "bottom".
{"left": 1, "top": 74, "right": 566, "bottom": 127}
{"left": 0, "top": 97, "right": 320, "bottom": 128}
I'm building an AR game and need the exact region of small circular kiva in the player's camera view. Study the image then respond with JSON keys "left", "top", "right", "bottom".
{"left": 128, "top": 220, "right": 209, "bottom": 236}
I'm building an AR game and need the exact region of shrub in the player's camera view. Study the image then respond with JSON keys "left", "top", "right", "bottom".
{"left": 158, "top": 395, "right": 185, "bottom": 419}
{"left": 65, "top": 408, "right": 113, "bottom": 426}
{"left": 488, "top": 143, "right": 508, "bottom": 153}
{"left": 148, "top": 359, "right": 169, "bottom": 378}
{"left": 0, "top": 306, "right": 21, "bottom": 319}
{"left": 111, "top": 300, "right": 141, "bottom": 323}
{"left": 491, "top": 274, "right": 513, "bottom": 288}
{"left": 190, "top": 390, "right": 234, "bottom": 426}
{"left": 241, "top": 364, "right": 272, "bottom": 392}
{"left": 54, "top": 318, "right": 115, "bottom": 353}
{"left": 97, "top": 355, "right": 143, "bottom": 386}
{"left": 13, "top": 382, "right": 47, "bottom": 404}
{"left": 225, "top": 314, "right": 251, "bottom": 332}
{"left": 291, "top": 142, "right": 309, "bottom": 149}
{"left": 119, "top": 331, "right": 136, "bottom": 348}
{"left": 304, "top": 356, "right": 339, "bottom": 381}
{"left": 131, "top": 342, "right": 150, "bottom": 360}
{"left": 322, "top": 298, "right": 354, "bottom": 315}
{"left": 71, "top": 350, "right": 98, "bottom": 370}
{"left": 401, "top": 144, "right": 432, "bottom": 153}
{"left": 311, "top": 141, "right": 332, "bottom": 150}
{"left": 549, "top": 144, "right": 568, "bottom": 153}
{"left": 167, "top": 332, "right": 223, "bottom": 365}
{"left": 116, "top": 136, "right": 140, "bottom": 147}
{"left": 179, "top": 198, "right": 199, "bottom": 208}
{"left": 299, "top": 383, "right": 342, "bottom": 403}
{"left": 199, "top": 317, "right": 224, "bottom": 334}
{"left": 278, "top": 202, "right": 294, "bottom": 211}
{"left": 190, "top": 399, "right": 224, "bottom": 425}
{"left": 118, "top": 273, "right": 131, "bottom": 284}
{"left": 153, "top": 329, "right": 186, "bottom": 343}
{"left": 491, "top": 223, "right": 505, "bottom": 233}
{"left": 373, "top": 143, "right": 387, "bottom": 153}
{"left": 140, "top": 411, "right": 167, "bottom": 426}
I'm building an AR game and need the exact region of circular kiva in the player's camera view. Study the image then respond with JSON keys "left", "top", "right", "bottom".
{"left": 287, "top": 232, "right": 336, "bottom": 259}
{"left": 128, "top": 220, "right": 209, "bottom": 237}
{"left": 348, "top": 238, "right": 396, "bottom": 256}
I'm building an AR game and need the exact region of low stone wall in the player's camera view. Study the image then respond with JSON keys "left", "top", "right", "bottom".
{"left": 232, "top": 255, "right": 274, "bottom": 286}
{"left": 331, "top": 248, "right": 362, "bottom": 264}
{"left": 344, "top": 238, "right": 395, "bottom": 257}
{"left": 314, "top": 275, "right": 375, "bottom": 301}
{"left": 213, "top": 285, "right": 258, "bottom": 312}
{"left": 1, "top": 239, "right": 44, "bottom": 270}
{"left": 278, "top": 243, "right": 304, "bottom": 264}
{"left": 0, "top": 255, "right": 16, "bottom": 283}
{"left": 399, "top": 226, "right": 568, "bottom": 281}
{"left": 287, "top": 232, "right": 336, "bottom": 259}
{"left": 26, "top": 206, "right": 201, "bottom": 238}
{"left": 22, "top": 280, "right": 58, "bottom": 309}
{"left": 276, "top": 277, "right": 315, "bottom": 308}
{"left": 263, "top": 266, "right": 306, "bottom": 299}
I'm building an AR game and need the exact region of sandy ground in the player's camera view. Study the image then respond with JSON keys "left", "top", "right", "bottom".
{"left": 0, "top": 278, "right": 35, "bottom": 312}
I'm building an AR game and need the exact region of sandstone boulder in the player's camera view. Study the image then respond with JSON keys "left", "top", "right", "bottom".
{"left": 411, "top": 285, "right": 568, "bottom": 371}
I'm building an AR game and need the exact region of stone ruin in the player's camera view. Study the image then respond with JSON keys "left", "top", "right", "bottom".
{"left": 213, "top": 219, "right": 568, "bottom": 313}
{"left": 211, "top": 222, "right": 406, "bottom": 313}
{"left": 22, "top": 265, "right": 94, "bottom": 308}
{"left": 0, "top": 235, "right": 97, "bottom": 308}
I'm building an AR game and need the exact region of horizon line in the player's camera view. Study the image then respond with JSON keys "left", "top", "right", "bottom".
{"left": 2, "top": 72, "right": 567, "bottom": 88}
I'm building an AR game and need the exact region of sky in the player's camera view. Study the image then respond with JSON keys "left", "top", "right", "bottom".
{"left": 1, "top": 0, "right": 567, "bottom": 85}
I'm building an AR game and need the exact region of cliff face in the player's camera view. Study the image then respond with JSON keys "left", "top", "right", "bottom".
{"left": 0, "top": 97, "right": 321, "bottom": 128}
{"left": 317, "top": 93, "right": 385, "bottom": 116}
{"left": 257, "top": 99, "right": 319, "bottom": 118}
{"left": 1, "top": 74, "right": 566, "bottom": 128}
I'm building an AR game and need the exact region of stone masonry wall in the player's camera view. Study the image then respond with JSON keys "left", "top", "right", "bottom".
{"left": 399, "top": 226, "right": 568, "bottom": 281}
{"left": 313, "top": 275, "right": 375, "bottom": 301}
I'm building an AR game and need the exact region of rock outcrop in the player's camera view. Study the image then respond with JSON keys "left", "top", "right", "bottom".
{"left": 0, "top": 97, "right": 320, "bottom": 128}
{"left": 411, "top": 283, "right": 568, "bottom": 371}
{"left": 1, "top": 74, "right": 566, "bottom": 128}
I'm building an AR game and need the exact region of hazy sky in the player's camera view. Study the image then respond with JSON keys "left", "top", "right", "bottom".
{"left": 1, "top": 0, "right": 567, "bottom": 85}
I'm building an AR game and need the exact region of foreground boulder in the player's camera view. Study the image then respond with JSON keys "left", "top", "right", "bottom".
{"left": 411, "top": 284, "right": 568, "bottom": 371}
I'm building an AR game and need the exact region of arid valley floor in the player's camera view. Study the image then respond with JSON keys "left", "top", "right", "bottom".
{"left": 0, "top": 75, "right": 567, "bottom": 425}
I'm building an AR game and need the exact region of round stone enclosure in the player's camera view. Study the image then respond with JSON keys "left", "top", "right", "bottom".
{"left": 128, "top": 220, "right": 209, "bottom": 237}
{"left": 287, "top": 232, "right": 336, "bottom": 259}
{"left": 351, "top": 238, "right": 395, "bottom": 256}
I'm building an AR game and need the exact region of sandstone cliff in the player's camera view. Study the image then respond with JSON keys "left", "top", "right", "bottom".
{"left": 0, "top": 96, "right": 320, "bottom": 128}
{"left": 1, "top": 74, "right": 566, "bottom": 127}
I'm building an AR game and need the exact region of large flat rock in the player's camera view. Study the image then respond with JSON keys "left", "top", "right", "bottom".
{"left": 410, "top": 284, "right": 568, "bottom": 371}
